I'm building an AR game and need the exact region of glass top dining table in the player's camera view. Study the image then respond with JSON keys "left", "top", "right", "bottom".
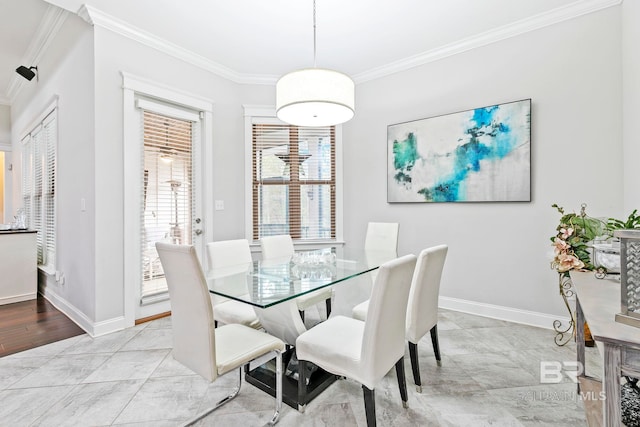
{"left": 206, "top": 248, "right": 396, "bottom": 309}
{"left": 206, "top": 247, "right": 398, "bottom": 410}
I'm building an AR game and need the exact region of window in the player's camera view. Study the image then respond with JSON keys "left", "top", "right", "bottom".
{"left": 22, "top": 108, "right": 57, "bottom": 271}
{"left": 252, "top": 123, "right": 335, "bottom": 241}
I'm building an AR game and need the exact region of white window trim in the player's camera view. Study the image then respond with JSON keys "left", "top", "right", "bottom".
{"left": 242, "top": 104, "right": 344, "bottom": 253}
{"left": 19, "top": 96, "right": 59, "bottom": 142}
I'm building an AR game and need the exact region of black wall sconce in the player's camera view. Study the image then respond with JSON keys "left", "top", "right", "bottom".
{"left": 16, "top": 65, "right": 38, "bottom": 81}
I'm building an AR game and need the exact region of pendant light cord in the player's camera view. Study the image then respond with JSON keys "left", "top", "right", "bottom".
{"left": 313, "top": 0, "right": 317, "bottom": 68}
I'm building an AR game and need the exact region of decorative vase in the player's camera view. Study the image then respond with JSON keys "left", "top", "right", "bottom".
{"left": 614, "top": 229, "right": 640, "bottom": 328}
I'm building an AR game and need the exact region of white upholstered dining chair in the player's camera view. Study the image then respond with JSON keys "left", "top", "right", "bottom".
{"left": 353, "top": 244, "right": 448, "bottom": 392}
{"left": 364, "top": 222, "right": 399, "bottom": 284}
{"left": 206, "top": 239, "right": 261, "bottom": 329}
{"left": 260, "top": 234, "right": 333, "bottom": 322}
{"left": 295, "top": 254, "right": 417, "bottom": 427}
{"left": 364, "top": 222, "right": 400, "bottom": 253}
{"left": 156, "top": 242, "right": 285, "bottom": 426}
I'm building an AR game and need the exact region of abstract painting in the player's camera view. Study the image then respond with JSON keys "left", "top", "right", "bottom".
{"left": 387, "top": 99, "right": 531, "bottom": 203}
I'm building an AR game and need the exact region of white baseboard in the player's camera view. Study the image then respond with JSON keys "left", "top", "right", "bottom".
{"left": 439, "top": 296, "right": 571, "bottom": 330}
{"left": 0, "top": 292, "right": 37, "bottom": 305}
{"left": 40, "top": 287, "right": 570, "bottom": 337}
{"left": 92, "top": 315, "right": 127, "bottom": 337}
{"left": 41, "top": 287, "right": 127, "bottom": 338}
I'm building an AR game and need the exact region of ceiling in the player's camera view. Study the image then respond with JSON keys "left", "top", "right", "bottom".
{"left": 0, "top": 0, "right": 615, "bottom": 105}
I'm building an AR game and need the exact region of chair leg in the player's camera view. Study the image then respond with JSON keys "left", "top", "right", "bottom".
{"left": 408, "top": 341, "right": 422, "bottom": 393}
{"left": 430, "top": 324, "right": 442, "bottom": 366}
{"left": 299, "top": 310, "right": 305, "bottom": 323}
{"left": 267, "top": 350, "right": 283, "bottom": 425}
{"left": 298, "top": 358, "right": 307, "bottom": 413}
{"left": 362, "top": 385, "right": 376, "bottom": 427}
{"left": 325, "top": 297, "right": 332, "bottom": 319}
{"left": 183, "top": 367, "right": 242, "bottom": 426}
{"left": 395, "top": 358, "right": 408, "bottom": 408}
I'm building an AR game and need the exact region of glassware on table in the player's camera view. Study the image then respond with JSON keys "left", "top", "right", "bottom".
{"left": 13, "top": 208, "right": 27, "bottom": 229}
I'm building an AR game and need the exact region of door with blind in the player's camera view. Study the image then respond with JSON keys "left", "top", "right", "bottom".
{"left": 136, "top": 100, "right": 204, "bottom": 318}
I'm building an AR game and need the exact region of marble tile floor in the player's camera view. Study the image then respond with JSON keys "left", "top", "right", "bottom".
{"left": 0, "top": 309, "right": 602, "bottom": 427}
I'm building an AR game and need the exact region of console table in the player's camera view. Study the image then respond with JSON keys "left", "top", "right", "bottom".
{"left": 572, "top": 271, "right": 640, "bottom": 427}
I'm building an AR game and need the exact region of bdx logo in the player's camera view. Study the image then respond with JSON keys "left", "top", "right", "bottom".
{"left": 540, "top": 361, "right": 583, "bottom": 383}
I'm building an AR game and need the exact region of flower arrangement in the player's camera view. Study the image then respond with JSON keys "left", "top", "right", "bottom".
{"left": 551, "top": 204, "right": 640, "bottom": 274}
{"left": 550, "top": 204, "right": 607, "bottom": 273}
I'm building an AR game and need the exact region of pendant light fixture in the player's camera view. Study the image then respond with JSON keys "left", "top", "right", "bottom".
{"left": 276, "top": 0, "right": 355, "bottom": 127}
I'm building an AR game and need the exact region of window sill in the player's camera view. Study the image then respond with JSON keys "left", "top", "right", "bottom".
{"left": 249, "top": 239, "right": 345, "bottom": 253}
{"left": 38, "top": 265, "right": 56, "bottom": 276}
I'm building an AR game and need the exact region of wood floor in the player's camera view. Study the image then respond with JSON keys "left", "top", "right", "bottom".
{"left": 0, "top": 295, "right": 85, "bottom": 357}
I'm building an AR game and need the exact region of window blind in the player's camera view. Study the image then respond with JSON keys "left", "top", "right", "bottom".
{"left": 21, "top": 109, "right": 57, "bottom": 270}
{"left": 252, "top": 124, "right": 335, "bottom": 241}
{"left": 42, "top": 114, "right": 57, "bottom": 268}
{"left": 21, "top": 135, "right": 32, "bottom": 234}
{"left": 140, "top": 108, "right": 197, "bottom": 300}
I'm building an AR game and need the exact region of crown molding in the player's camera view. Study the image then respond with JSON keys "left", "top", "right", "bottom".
{"left": 78, "top": 5, "right": 271, "bottom": 85}
{"left": 353, "top": 0, "right": 622, "bottom": 83}
{"left": 76, "top": 0, "right": 623, "bottom": 87}
{"left": 5, "top": 5, "right": 69, "bottom": 103}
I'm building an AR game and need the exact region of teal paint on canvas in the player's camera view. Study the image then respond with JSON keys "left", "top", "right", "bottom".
{"left": 392, "top": 132, "right": 419, "bottom": 187}
{"left": 387, "top": 99, "right": 531, "bottom": 202}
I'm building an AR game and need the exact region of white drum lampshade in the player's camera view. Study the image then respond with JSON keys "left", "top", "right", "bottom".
{"left": 276, "top": 68, "right": 355, "bottom": 127}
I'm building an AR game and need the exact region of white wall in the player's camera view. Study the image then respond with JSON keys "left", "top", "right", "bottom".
{"left": 0, "top": 104, "right": 11, "bottom": 222}
{"left": 91, "top": 26, "right": 250, "bottom": 324}
{"left": 9, "top": 12, "right": 271, "bottom": 333}
{"left": 9, "top": 12, "right": 259, "bottom": 332}
{"left": 623, "top": 0, "right": 640, "bottom": 213}
{"left": 11, "top": 13, "right": 97, "bottom": 324}
{"left": 0, "top": 105, "right": 10, "bottom": 144}
{"left": 342, "top": 7, "right": 623, "bottom": 324}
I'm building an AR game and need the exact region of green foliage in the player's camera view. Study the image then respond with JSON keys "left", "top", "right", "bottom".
{"left": 551, "top": 204, "right": 607, "bottom": 241}
{"left": 607, "top": 209, "right": 640, "bottom": 231}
